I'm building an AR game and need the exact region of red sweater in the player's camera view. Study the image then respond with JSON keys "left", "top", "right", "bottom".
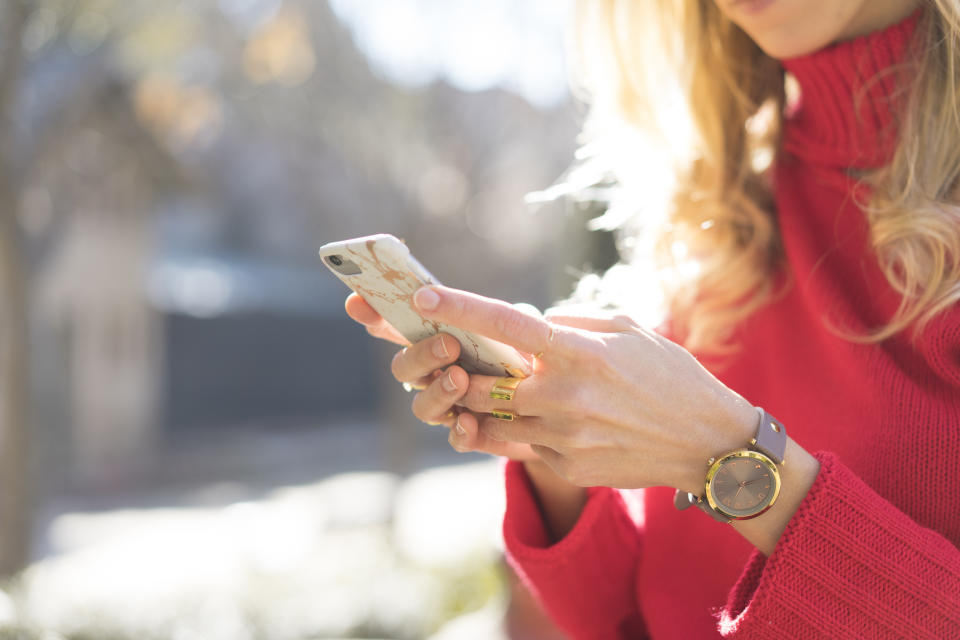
{"left": 502, "top": 10, "right": 960, "bottom": 640}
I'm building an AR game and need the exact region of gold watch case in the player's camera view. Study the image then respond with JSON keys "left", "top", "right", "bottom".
{"left": 704, "top": 449, "right": 782, "bottom": 520}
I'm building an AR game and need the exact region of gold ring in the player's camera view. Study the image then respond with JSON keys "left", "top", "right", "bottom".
{"left": 533, "top": 325, "right": 557, "bottom": 361}
{"left": 426, "top": 410, "right": 456, "bottom": 426}
{"left": 490, "top": 376, "right": 523, "bottom": 401}
{"left": 402, "top": 382, "right": 427, "bottom": 392}
{"left": 491, "top": 409, "right": 518, "bottom": 421}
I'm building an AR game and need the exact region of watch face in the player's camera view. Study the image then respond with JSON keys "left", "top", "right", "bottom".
{"left": 706, "top": 450, "right": 781, "bottom": 519}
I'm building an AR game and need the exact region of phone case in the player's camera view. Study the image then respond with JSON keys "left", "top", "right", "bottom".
{"left": 320, "top": 234, "right": 532, "bottom": 378}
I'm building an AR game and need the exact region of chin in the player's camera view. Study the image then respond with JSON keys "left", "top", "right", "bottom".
{"left": 743, "top": 28, "right": 841, "bottom": 60}
{"left": 722, "top": 0, "right": 854, "bottom": 59}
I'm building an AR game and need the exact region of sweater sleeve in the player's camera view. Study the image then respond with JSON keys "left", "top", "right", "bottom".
{"left": 501, "top": 459, "right": 649, "bottom": 640}
{"left": 718, "top": 451, "right": 960, "bottom": 639}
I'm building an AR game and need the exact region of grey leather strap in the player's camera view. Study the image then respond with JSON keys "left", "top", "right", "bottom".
{"left": 751, "top": 407, "right": 786, "bottom": 464}
{"left": 673, "top": 406, "right": 786, "bottom": 520}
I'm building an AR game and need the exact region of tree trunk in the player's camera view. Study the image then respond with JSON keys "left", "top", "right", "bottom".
{"left": 0, "top": 192, "right": 29, "bottom": 576}
{"left": 0, "top": 0, "right": 31, "bottom": 577}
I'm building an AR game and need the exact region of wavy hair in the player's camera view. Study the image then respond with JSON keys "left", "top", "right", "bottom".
{"left": 568, "top": 0, "right": 960, "bottom": 357}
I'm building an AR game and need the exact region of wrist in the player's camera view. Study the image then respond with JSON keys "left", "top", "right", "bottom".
{"left": 731, "top": 437, "right": 820, "bottom": 555}
{"left": 523, "top": 458, "right": 581, "bottom": 492}
{"left": 522, "top": 458, "right": 588, "bottom": 543}
{"left": 676, "top": 398, "right": 759, "bottom": 495}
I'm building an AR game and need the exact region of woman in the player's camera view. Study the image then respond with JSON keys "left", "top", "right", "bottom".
{"left": 346, "top": 1, "right": 960, "bottom": 638}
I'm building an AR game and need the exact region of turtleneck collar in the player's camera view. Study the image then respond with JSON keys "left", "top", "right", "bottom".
{"left": 779, "top": 7, "right": 925, "bottom": 169}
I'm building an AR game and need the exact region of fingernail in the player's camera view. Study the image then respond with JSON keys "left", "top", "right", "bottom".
{"left": 433, "top": 335, "right": 450, "bottom": 359}
{"left": 455, "top": 416, "right": 466, "bottom": 436}
{"left": 442, "top": 371, "right": 458, "bottom": 392}
{"left": 414, "top": 287, "right": 440, "bottom": 311}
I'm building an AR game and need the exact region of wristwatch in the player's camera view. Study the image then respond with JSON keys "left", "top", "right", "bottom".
{"left": 673, "top": 406, "right": 786, "bottom": 523}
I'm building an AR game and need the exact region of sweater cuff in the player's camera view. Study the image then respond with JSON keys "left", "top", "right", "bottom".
{"left": 718, "top": 451, "right": 960, "bottom": 639}
{"left": 503, "top": 458, "right": 618, "bottom": 558}
{"left": 502, "top": 459, "right": 648, "bottom": 639}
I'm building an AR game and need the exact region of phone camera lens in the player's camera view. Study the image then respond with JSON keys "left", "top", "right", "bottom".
{"left": 329, "top": 255, "right": 343, "bottom": 266}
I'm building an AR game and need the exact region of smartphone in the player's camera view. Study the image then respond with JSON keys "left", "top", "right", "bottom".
{"left": 320, "top": 234, "right": 532, "bottom": 378}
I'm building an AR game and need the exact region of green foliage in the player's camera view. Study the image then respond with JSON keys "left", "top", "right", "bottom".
{"left": 0, "top": 627, "right": 43, "bottom": 640}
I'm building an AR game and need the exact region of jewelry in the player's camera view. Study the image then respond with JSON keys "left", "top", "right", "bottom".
{"left": 490, "top": 377, "right": 523, "bottom": 401}
{"left": 534, "top": 324, "right": 557, "bottom": 360}
{"left": 426, "top": 410, "right": 456, "bottom": 425}
{"left": 402, "top": 382, "right": 427, "bottom": 393}
{"left": 491, "top": 409, "right": 518, "bottom": 421}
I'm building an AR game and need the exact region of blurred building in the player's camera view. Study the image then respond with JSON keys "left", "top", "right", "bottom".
{"left": 16, "top": 0, "right": 581, "bottom": 496}
{"left": 28, "top": 79, "right": 180, "bottom": 489}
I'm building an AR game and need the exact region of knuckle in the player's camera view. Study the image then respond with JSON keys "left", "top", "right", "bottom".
{"left": 445, "top": 293, "right": 466, "bottom": 321}
{"left": 390, "top": 348, "right": 407, "bottom": 381}
{"left": 411, "top": 391, "right": 440, "bottom": 421}
{"left": 479, "top": 418, "right": 501, "bottom": 441}
{"left": 574, "top": 344, "right": 605, "bottom": 372}
{"left": 556, "top": 331, "right": 590, "bottom": 360}
{"left": 495, "top": 309, "right": 528, "bottom": 341}
{"left": 410, "top": 396, "right": 428, "bottom": 422}
{"left": 464, "top": 378, "right": 490, "bottom": 408}
{"left": 612, "top": 314, "right": 637, "bottom": 330}
{"left": 448, "top": 428, "right": 469, "bottom": 452}
{"left": 559, "top": 386, "right": 591, "bottom": 424}
{"left": 573, "top": 339, "right": 617, "bottom": 379}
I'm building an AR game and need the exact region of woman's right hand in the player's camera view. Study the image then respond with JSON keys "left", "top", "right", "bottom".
{"left": 346, "top": 292, "right": 589, "bottom": 541}
{"left": 344, "top": 293, "right": 541, "bottom": 461}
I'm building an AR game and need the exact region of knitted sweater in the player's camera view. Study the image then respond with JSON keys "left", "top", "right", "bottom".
{"left": 502, "top": 9, "right": 960, "bottom": 640}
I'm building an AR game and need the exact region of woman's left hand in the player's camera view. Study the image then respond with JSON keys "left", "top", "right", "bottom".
{"left": 413, "top": 284, "right": 761, "bottom": 494}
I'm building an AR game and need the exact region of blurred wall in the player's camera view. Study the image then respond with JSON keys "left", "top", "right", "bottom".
{"left": 4, "top": 0, "right": 583, "bottom": 500}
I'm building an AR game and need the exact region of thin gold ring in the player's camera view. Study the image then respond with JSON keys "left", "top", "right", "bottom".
{"left": 403, "top": 382, "right": 427, "bottom": 392}
{"left": 490, "top": 377, "right": 523, "bottom": 401}
{"left": 491, "top": 409, "right": 518, "bottom": 421}
{"left": 534, "top": 324, "right": 557, "bottom": 360}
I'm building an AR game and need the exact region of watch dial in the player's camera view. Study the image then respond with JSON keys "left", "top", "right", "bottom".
{"left": 710, "top": 455, "right": 775, "bottom": 516}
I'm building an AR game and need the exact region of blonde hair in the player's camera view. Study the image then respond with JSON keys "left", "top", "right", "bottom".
{"left": 569, "top": 0, "right": 960, "bottom": 358}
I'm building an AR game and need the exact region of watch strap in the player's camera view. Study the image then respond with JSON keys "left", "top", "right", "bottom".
{"left": 751, "top": 407, "right": 786, "bottom": 464}
{"left": 699, "top": 493, "right": 737, "bottom": 522}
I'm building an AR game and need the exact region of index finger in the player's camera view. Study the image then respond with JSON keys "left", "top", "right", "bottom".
{"left": 344, "top": 293, "right": 409, "bottom": 346}
{"left": 412, "top": 285, "right": 569, "bottom": 356}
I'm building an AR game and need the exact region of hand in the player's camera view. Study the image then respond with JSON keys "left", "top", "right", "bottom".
{"left": 410, "top": 285, "right": 761, "bottom": 493}
{"left": 344, "top": 293, "right": 540, "bottom": 461}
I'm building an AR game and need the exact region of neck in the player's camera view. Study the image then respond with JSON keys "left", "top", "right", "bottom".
{"left": 838, "top": 0, "right": 924, "bottom": 41}
{"left": 779, "top": 6, "right": 923, "bottom": 168}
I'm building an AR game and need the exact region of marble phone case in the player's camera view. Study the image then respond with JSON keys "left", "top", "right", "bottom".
{"left": 320, "top": 234, "right": 532, "bottom": 378}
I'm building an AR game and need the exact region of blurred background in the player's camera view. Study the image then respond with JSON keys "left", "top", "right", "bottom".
{"left": 0, "top": 0, "right": 620, "bottom": 638}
